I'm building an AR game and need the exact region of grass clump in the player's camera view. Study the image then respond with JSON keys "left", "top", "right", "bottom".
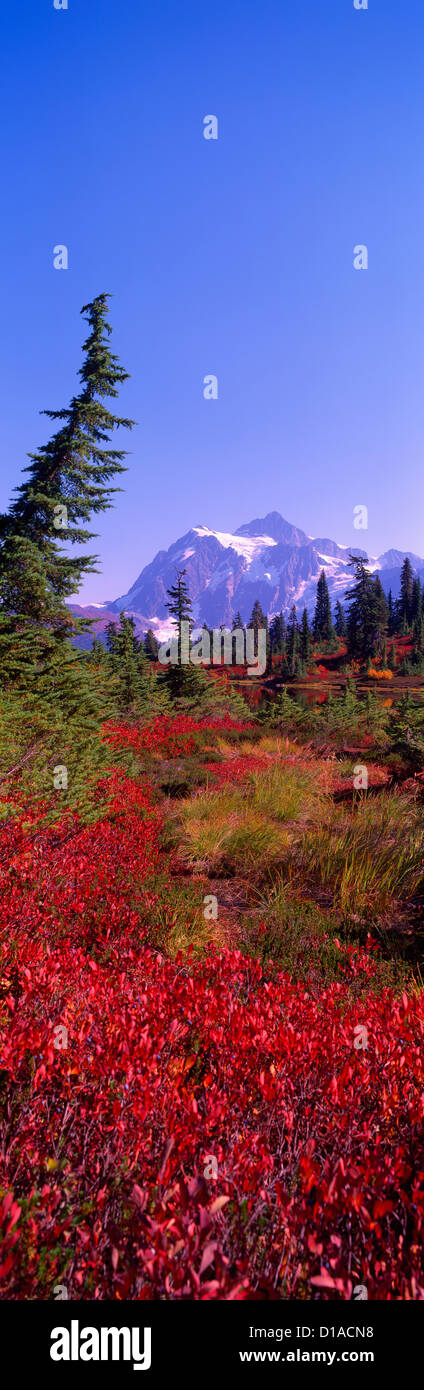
{"left": 302, "top": 789, "right": 424, "bottom": 917}
{"left": 176, "top": 748, "right": 330, "bottom": 879}
{"left": 176, "top": 788, "right": 289, "bottom": 877}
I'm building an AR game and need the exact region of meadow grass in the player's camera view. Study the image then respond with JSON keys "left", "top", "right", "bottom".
{"left": 247, "top": 759, "right": 329, "bottom": 822}
{"left": 177, "top": 747, "right": 330, "bottom": 878}
{"left": 302, "top": 789, "right": 424, "bottom": 916}
{"left": 172, "top": 729, "right": 424, "bottom": 930}
{"left": 175, "top": 788, "right": 290, "bottom": 876}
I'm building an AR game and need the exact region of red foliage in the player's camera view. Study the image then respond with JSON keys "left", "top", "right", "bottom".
{"left": 1, "top": 718, "right": 424, "bottom": 1301}
{"left": 0, "top": 771, "right": 160, "bottom": 954}
{"left": 202, "top": 755, "right": 272, "bottom": 785}
{"left": 331, "top": 764, "right": 391, "bottom": 793}
{"left": 105, "top": 714, "right": 250, "bottom": 758}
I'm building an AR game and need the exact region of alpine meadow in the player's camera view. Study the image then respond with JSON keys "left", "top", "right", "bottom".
{"left": 1, "top": 2, "right": 424, "bottom": 1342}
{"left": 1, "top": 295, "right": 424, "bottom": 1303}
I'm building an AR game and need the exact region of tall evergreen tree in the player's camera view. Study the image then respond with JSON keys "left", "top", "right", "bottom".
{"left": 300, "top": 606, "right": 312, "bottom": 663}
{"left": 387, "top": 588, "right": 396, "bottom": 636}
{"left": 165, "top": 569, "right": 193, "bottom": 660}
{"left": 413, "top": 610, "right": 423, "bottom": 661}
{"left": 143, "top": 629, "right": 160, "bottom": 661}
{"left": 249, "top": 599, "right": 267, "bottom": 635}
{"left": 398, "top": 557, "right": 414, "bottom": 629}
{"left": 232, "top": 611, "right": 244, "bottom": 631}
{"left": 0, "top": 294, "right": 134, "bottom": 693}
{"left": 372, "top": 576, "right": 389, "bottom": 657}
{"left": 105, "top": 611, "right": 140, "bottom": 662}
{"left": 312, "top": 570, "right": 333, "bottom": 643}
{"left": 334, "top": 600, "right": 347, "bottom": 638}
{"left": 269, "top": 613, "right": 286, "bottom": 653}
{"left": 345, "top": 556, "right": 387, "bottom": 663}
{"left": 105, "top": 611, "right": 149, "bottom": 712}
{"left": 248, "top": 599, "right": 269, "bottom": 671}
{"left": 160, "top": 569, "right": 204, "bottom": 699}
{"left": 345, "top": 556, "right": 372, "bottom": 660}
{"left": 411, "top": 576, "right": 422, "bottom": 624}
{"left": 286, "top": 603, "right": 299, "bottom": 676}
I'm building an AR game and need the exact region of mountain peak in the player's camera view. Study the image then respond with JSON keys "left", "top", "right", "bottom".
{"left": 235, "top": 512, "right": 309, "bottom": 547}
{"left": 107, "top": 511, "right": 424, "bottom": 639}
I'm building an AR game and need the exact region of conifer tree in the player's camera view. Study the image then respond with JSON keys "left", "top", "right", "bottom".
{"left": 413, "top": 610, "right": 423, "bottom": 662}
{"left": 300, "top": 606, "right": 312, "bottom": 663}
{"left": 160, "top": 569, "right": 203, "bottom": 700}
{"left": 312, "top": 570, "right": 333, "bottom": 643}
{"left": 105, "top": 611, "right": 140, "bottom": 662}
{"left": 248, "top": 599, "right": 269, "bottom": 671}
{"left": 279, "top": 641, "right": 289, "bottom": 678}
{"left": 286, "top": 603, "right": 299, "bottom": 676}
{"left": 249, "top": 599, "right": 267, "bottom": 635}
{"left": 230, "top": 612, "right": 244, "bottom": 665}
{"left": 398, "top": 557, "right": 414, "bottom": 629}
{"left": 0, "top": 294, "right": 134, "bottom": 692}
{"left": 345, "top": 556, "right": 372, "bottom": 660}
{"left": 143, "top": 629, "right": 160, "bottom": 661}
{"left": 345, "top": 556, "right": 387, "bottom": 663}
{"left": 411, "top": 576, "right": 422, "bottom": 624}
{"left": 232, "top": 611, "right": 244, "bottom": 631}
{"left": 334, "top": 600, "right": 347, "bottom": 638}
{"left": 90, "top": 634, "right": 109, "bottom": 682}
{"left": 269, "top": 613, "right": 286, "bottom": 653}
{"left": 165, "top": 569, "right": 193, "bottom": 660}
{"left": 91, "top": 635, "right": 106, "bottom": 662}
{"left": 105, "top": 611, "right": 149, "bottom": 712}
{"left": 372, "top": 576, "right": 389, "bottom": 657}
{"left": 387, "top": 588, "right": 396, "bottom": 636}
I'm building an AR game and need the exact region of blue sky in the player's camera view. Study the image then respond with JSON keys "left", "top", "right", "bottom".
{"left": 1, "top": 0, "right": 424, "bottom": 602}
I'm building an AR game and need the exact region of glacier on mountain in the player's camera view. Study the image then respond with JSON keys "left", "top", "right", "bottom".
{"left": 104, "top": 510, "right": 424, "bottom": 640}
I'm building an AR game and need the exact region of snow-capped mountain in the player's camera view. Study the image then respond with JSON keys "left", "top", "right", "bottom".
{"left": 101, "top": 511, "right": 424, "bottom": 639}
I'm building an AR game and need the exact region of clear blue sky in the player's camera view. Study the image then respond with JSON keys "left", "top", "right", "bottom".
{"left": 1, "top": 0, "right": 424, "bottom": 602}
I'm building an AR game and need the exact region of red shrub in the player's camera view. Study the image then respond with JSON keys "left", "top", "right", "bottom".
{"left": 202, "top": 755, "right": 272, "bottom": 785}
{"left": 105, "top": 715, "right": 250, "bottom": 759}
{"left": 1, "top": 719, "right": 423, "bottom": 1301}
